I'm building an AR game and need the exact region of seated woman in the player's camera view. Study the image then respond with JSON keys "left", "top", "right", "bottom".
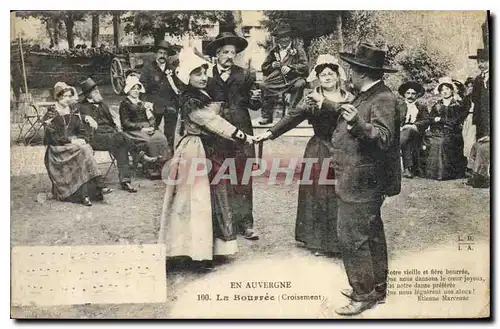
{"left": 43, "top": 82, "right": 111, "bottom": 206}
{"left": 255, "top": 54, "right": 353, "bottom": 257}
{"left": 158, "top": 49, "right": 254, "bottom": 271}
{"left": 119, "top": 76, "right": 173, "bottom": 179}
{"left": 423, "top": 77, "right": 468, "bottom": 180}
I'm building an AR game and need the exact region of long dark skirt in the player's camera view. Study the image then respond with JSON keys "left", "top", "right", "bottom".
{"left": 64, "top": 176, "right": 106, "bottom": 203}
{"left": 423, "top": 130, "right": 467, "bottom": 180}
{"left": 45, "top": 143, "right": 105, "bottom": 203}
{"left": 295, "top": 136, "right": 339, "bottom": 253}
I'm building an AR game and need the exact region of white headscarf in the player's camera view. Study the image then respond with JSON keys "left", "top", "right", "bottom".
{"left": 306, "top": 54, "right": 347, "bottom": 83}
{"left": 176, "top": 47, "right": 213, "bottom": 86}
{"left": 123, "top": 76, "right": 146, "bottom": 95}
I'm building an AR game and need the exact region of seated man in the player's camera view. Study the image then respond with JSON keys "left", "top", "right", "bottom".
{"left": 78, "top": 77, "right": 155, "bottom": 193}
{"left": 258, "top": 23, "right": 308, "bottom": 125}
{"left": 398, "top": 81, "right": 430, "bottom": 178}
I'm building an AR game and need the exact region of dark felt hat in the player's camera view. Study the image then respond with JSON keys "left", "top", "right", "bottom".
{"left": 205, "top": 31, "right": 248, "bottom": 57}
{"left": 339, "top": 42, "right": 397, "bottom": 73}
{"left": 398, "top": 81, "right": 425, "bottom": 98}
{"left": 156, "top": 40, "right": 182, "bottom": 55}
{"left": 468, "top": 48, "right": 489, "bottom": 60}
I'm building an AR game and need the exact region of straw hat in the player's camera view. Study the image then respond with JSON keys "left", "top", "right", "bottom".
{"left": 306, "top": 54, "right": 347, "bottom": 83}
{"left": 176, "top": 47, "right": 212, "bottom": 85}
{"left": 53, "top": 82, "right": 75, "bottom": 100}
{"left": 434, "top": 77, "right": 457, "bottom": 95}
{"left": 123, "top": 75, "right": 145, "bottom": 95}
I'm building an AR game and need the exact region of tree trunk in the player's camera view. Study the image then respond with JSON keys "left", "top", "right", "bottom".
{"left": 64, "top": 15, "right": 75, "bottom": 49}
{"left": 335, "top": 13, "right": 344, "bottom": 52}
{"left": 45, "top": 21, "right": 54, "bottom": 48}
{"left": 51, "top": 18, "right": 60, "bottom": 48}
{"left": 91, "top": 13, "right": 100, "bottom": 48}
{"left": 482, "top": 16, "right": 489, "bottom": 49}
{"left": 112, "top": 13, "right": 121, "bottom": 47}
{"left": 303, "top": 37, "right": 312, "bottom": 54}
{"left": 219, "top": 11, "right": 236, "bottom": 33}
{"left": 154, "top": 30, "right": 165, "bottom": 45}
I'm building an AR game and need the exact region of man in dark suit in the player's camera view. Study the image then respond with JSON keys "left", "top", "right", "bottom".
{"left": 309, "top": 43, "right": 401, "bottom": 315}
{"left": 205, "top": 31, "right": 263, "bottom": 240}
{"left": 78, "top": 78, "right": 149, "bottom": 193}
{"left": 141, "top": 40, "right": 185, "bottom": 150}
{"left": 469, "top": 48, "right": 490, "bottom": 140}
{"left": 466, "top": 48, "right": 490, "bottom": 188}
{"left": 258, "top": 24, "right": 308, "bottom": 124}
{"left": 398, "top": 81, "right": 429, "bottom": 178}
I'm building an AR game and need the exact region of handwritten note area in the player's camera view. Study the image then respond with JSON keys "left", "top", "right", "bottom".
{"left": 11, "top": 244, "right": 167, "bottom": 306}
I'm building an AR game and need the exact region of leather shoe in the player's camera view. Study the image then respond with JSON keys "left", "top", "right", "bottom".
{"left": 82, "top": 196, "right": 92, "bottom": 207}
{"left": 335, "top": 299, "right": 377, "bottom": 316}
{"left": 102, "top": 187, "right": 113, "bottom": 194}
{"left": 139, "top": 151, "right": 158, "bottom": 163}
{"left": 121, "top": 182, "right": 138, "bottom": 193}
{"left": 403, "top": 168, "right": 414, "bottom": 178}
{"left": 243, "top": 229, "right": 259, "bottom": 240}
{"left": 341, "top": 288, "right": 386, "bottom": 304}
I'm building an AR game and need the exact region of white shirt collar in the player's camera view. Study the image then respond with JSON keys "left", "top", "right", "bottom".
{"left": 127, "top": 96, "right": 141, "bottom": 105}
{"left": 279, "top": 42, "right": 292, "bottom": 52}
{"left": 217, "top": 64, "right": 231, "bottom": 74}
{"left": 360, "top": 80, "right": 381, "bottom": 93}
{"left": 157, "top": 60, "right": 166, "bottom": 71}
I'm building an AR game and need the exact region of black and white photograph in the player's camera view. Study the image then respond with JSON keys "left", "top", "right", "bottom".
{"left": 9, "top": 9, "right": 491, "bottom": 319}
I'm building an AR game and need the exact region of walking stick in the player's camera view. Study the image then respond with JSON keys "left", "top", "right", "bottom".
{"left": 273, "top": 36, "right": 288, "bottom": 85}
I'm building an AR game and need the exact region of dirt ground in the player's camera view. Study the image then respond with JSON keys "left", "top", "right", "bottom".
{"left": 10, "top": 140, "right": 490, "bottom": 318}
{"left": 9, "top": 86, "right": 491, "bottom": 318}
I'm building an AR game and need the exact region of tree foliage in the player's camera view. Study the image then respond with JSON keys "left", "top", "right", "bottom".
{"left": 261, "top": 11, "right": 344, "bottom": 52}
{"left": 123, "top": 11, "right": 226, "bottom": 45}
{"left": 16, "top": 11, "right": 86, "bottom": 48}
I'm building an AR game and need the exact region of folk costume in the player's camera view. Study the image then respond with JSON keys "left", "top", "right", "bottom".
{"left": 466, "top": 49, "right": 490, "bottom": 188}
{"left": 423, "top": 77, "right": 467, "bottom": 180}
{"left": 119, "top": 76, "right": 172, "bottom": 179}
{"left": 205, "top": 31, "right": 262, "bottom": 240}
{"left": 78, "top": 78, "right": 138, "bottom": 192}
{"left": 397, "top": 81, "right": 430, "bottom": 178}
{"left": 43, "top": 82, "right": 106, "bottom": 206}
{"left": 267, "top": 54, "right": 352, "bottom": 255}
{"left": 259, "top": 24, "right": 308, "bottom": 124}
{"left": 158, "top": 50, "right": 252, "bottom": 262}
{"left": 141, "top": 40, "right": 185, "bottom": 150}
{"left": 318, "top": 44, "right": 401, "bottom": 315}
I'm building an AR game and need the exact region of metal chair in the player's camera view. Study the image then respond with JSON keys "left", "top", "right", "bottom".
{"left": 17, "top": 101, "right": 55, "bottom": 145}
{"left": 93, "top": 150, "right": 118, "bottom": 180}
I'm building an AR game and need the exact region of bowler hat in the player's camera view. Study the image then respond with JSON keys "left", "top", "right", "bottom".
{"left": 398, "top": 81, "right": 425, "bottom": 98}
{"left": 468, "top": 48, "right": 489, "bottom": 60}
{"left": 79, "top": 77, "right": 98, "bottom": 96}
{"left": 205, "top": 31, "right": 248, "bottom": 57}
{"left": 339, "top": 42, "right": 397, "bottom": 73}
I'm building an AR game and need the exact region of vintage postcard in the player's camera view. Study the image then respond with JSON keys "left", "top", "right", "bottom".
{"left": 10, "top": 10, "right": 490, "bottom": 319}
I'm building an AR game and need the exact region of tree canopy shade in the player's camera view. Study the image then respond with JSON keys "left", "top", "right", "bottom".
{"left": 15, "top": 11, "right": 86, "bottom": 48}
{"left": 261, "top": 11, "right": 346, "bottom": 52}
{"left": 123, "top": 11, "right": 227, "bottom": 46}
